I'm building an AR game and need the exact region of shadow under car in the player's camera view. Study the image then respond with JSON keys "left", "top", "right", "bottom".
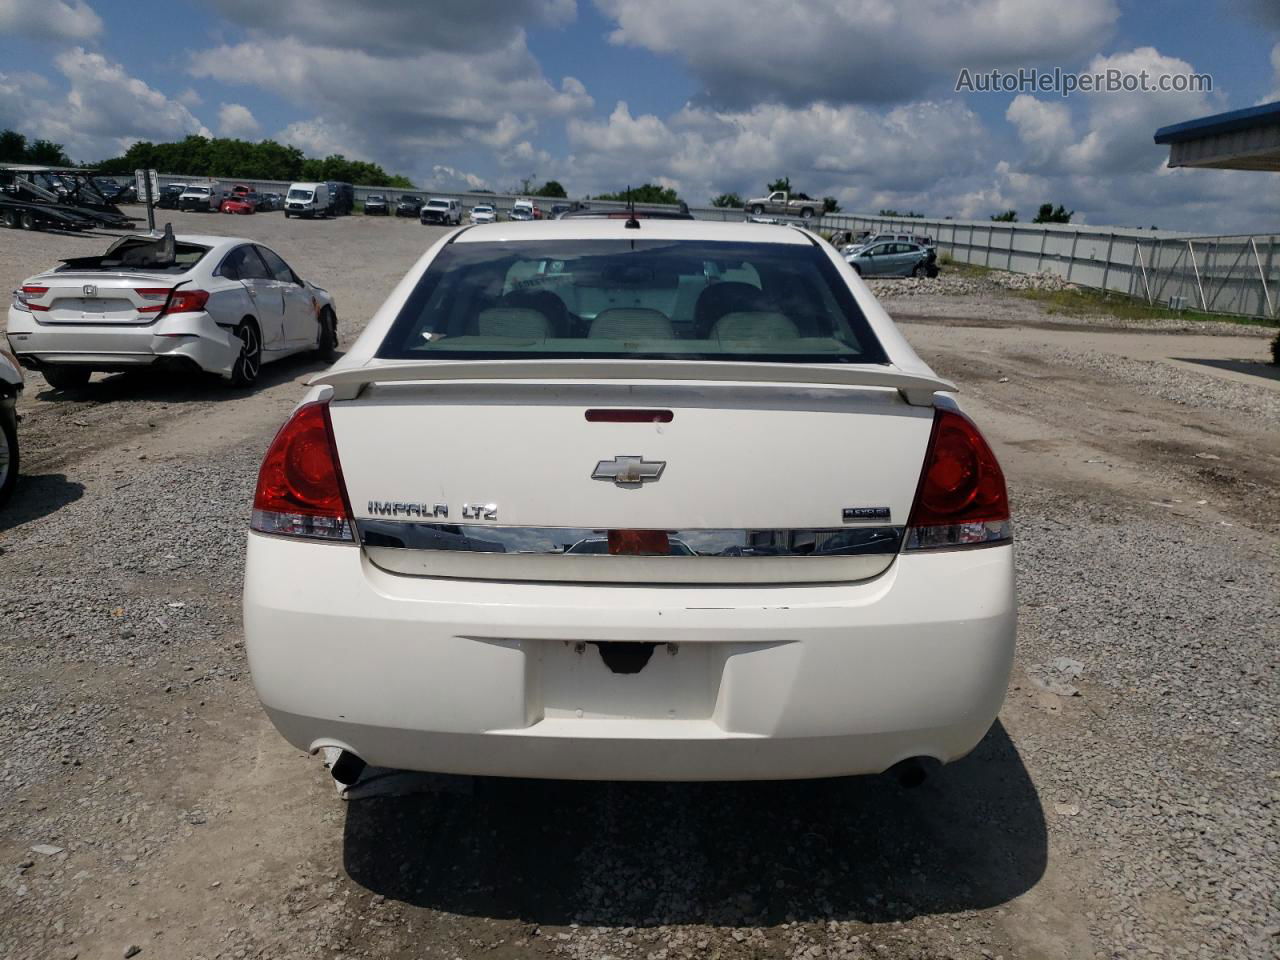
{"left": 342, "top": 719, "right": 1046, "bottom": 928}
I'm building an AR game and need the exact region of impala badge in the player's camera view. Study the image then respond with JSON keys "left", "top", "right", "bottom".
{"left": 593, "top": 455, "right": 666, "bottom": 486}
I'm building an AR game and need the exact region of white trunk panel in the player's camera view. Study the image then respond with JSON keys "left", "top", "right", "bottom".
{"left": 329, "top": 381, "right": 932, "bottom": 530}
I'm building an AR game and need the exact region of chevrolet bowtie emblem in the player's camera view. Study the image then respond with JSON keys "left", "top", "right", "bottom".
{"left": 592, "top": 455, "right": 666, "bottom": 486}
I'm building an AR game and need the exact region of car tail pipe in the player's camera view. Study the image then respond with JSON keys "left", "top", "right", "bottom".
{"left": 886, "top": 756, "right": 941, "bottom": 789}
{"left": 315, "top": 743, "right": 367, "bottom": 785}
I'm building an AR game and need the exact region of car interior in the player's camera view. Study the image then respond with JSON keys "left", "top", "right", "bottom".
{"left": 380, "top": 243, "right": 879, "bottom": 360}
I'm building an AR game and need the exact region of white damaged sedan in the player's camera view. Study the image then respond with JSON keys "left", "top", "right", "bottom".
{"left": 244, "top": 218, "right": 1015, "bottom": 785}
{"left": 6, "top": 231, "right": 338, "bottom": 390}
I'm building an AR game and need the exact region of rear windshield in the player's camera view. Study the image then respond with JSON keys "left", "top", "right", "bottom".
{"left": 56, "top": 238, "right": 209, "bottom": 273}
{"left": 377, "top": 238, "right": 886, "bottom": 364}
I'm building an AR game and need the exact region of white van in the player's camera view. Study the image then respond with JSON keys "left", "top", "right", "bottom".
{"left": 284, "top": 182, "right": 330, "bottom": 219}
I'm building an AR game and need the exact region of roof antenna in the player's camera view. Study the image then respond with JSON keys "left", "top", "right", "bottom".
{"left": 624, "top": 183, "right": 640, "bottom": 229}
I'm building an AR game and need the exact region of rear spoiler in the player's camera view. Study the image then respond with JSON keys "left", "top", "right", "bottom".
{"left": 311, "top": 359, "right": 955, "bottom": 406}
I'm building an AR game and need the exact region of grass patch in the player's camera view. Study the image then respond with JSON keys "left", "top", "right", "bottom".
{"left": 1013, "top": 286, "right": 1278, "bottom": 329}
{"left": 944, "top": 260, "right": 994, "bottom": 277}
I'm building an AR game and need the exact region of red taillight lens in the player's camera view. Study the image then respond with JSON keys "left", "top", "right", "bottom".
{"left": 164, "top": 289, "right": 210, "bottom": 314}
{"left": 135, "top": 287, "right": 171, "bottom": 313}
{"left": 15, "top": 285, "right": 49, "bottom": 312}
{"left": 251, "top": 401, "right": 354, "bottom": 541}
{"left": 905, "top": 408, "right": 1011, "bottom": 550}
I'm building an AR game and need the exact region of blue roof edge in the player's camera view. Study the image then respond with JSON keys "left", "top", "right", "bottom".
{"left": 1154, "top": 100, "right": 1280, "bottom": 144}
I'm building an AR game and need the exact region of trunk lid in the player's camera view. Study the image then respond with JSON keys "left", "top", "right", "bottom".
{"left": 28, "top": 273, "right": 180, "bottom": 325}
{"left": 326, "top": 376, "right": 938, "bottom": 584}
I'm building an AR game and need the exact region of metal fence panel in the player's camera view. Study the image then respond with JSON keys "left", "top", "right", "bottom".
{"left": 807, "top": 211, "right": 1278, "bottom": 319}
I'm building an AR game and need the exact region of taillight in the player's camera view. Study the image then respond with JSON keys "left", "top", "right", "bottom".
{"left": 135, "top": 288, "right": 171, "bottom": 313}
{"left": 904, "top": 408, "right": 1011, "bottom": 550}
{"left": 14, "top": 285, "right": 49, "bottom": 312}
{"left": 251, "top": 401, "right": 354, "bottom": 542}
{"left": 164, "top": 289, "right": 209, "bottom": 314}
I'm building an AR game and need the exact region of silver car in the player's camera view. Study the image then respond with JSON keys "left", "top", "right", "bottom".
{"left": 846, "top": 241, "right": 937, "bottom": 278}
{"left": 6, "top": 231, "right": 338, "bottom": 390}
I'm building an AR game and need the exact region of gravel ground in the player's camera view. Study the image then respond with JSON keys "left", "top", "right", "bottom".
{"left": 1, "top": 213, "right": 1277, "bottom": 960}
{"left": 867, "top": 269, "right": 1079, "bottom": 299}
{"left": 870, "top": 271, "right": 1276, "bottom": 336}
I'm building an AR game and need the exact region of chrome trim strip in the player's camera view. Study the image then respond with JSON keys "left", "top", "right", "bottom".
{"left": 355, "top": 520, "right": 903, "bottom": 557}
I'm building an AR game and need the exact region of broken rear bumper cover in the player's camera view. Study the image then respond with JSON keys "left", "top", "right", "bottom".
{"left": 244, "top": 532, "right": 1016, "bottom": 781}
{"left": 5, "top": 308, "right": 242, "bottom": 377}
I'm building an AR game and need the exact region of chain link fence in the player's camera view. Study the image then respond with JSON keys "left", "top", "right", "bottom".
{"left": 815, "top": 214, "right": 1279, "bottom": 321}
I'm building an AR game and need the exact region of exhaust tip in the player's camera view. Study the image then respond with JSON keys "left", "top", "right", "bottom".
{"left": 887, "top": 756, "right": 940, "bottom": 789}
{"left": 329, "top": 749, "right": 367, "bottom": 786}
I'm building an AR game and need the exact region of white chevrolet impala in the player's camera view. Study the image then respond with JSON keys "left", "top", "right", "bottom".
{"left": 6, "top": 232, "right": 338, "bottom": 390}
{"left": 243, "top": 218, "right": 1015, "bottom": 785}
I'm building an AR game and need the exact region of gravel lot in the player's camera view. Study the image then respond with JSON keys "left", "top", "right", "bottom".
{"left": 1, "top": 213, "right": 1277, "bottom": 960}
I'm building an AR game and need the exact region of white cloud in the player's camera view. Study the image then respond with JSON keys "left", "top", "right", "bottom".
{"left": 276, "top": 117, "right": 371, "bottom": 160}
{"left": 189, "top": 33, "right": 591, "bottom": 177}
{"left": 498, "top": 139, "right": 554, "bottom": 173}
{"left": 564, "top": 98, "right": 989, "bottom": 205}
{"left": 475, "top": 113, "right": 537, "bottom": 149}
{"left": 0, "top": 0, "right": 101, "bottom": 41}
{"left": 1006, "top": 47, "right": 1219, "bottom": 176}
{"left": 1261, "top": 42, "right": 1280, "bottom": 104}
{"left": 1006, "top": 94, "right": 1075, "bottom": 166}
{"left": 421, "top": 164, "right": 490, "bottom": 191}
{"left": 594, "top": 0, "right": 1118, "bottom": 105}
{"left": 7, "top": 48, "right": 210, "bottom": 161}
{"left": 217, "top": 102, "right": 260, "bottom": 138}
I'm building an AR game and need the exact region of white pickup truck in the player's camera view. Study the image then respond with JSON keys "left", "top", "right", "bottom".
{"left": 745, "top": 191, "right": 818, "bottom": 220}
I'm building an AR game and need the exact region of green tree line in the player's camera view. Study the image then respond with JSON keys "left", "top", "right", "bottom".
{"left": 590, "top": 183, "right": 683, "bottom": 205}
{"left": 0, "top": 129, "right": 74, "bottom": 166}
{"left": 91, "top": 134, "right": 413, "bottom": 187}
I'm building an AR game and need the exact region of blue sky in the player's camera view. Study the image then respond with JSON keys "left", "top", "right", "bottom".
{"left": 2, "top": 0, "right": 1278, "bottom": 231}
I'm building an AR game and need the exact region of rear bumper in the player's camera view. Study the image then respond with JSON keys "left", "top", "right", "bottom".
{"left": 6, "top": 308, "right": 241, "bottom": 377}
{"left": 244, "top": 534, "right": 1016, "bottom": 781}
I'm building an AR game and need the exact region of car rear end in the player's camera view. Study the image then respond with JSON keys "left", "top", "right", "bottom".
{"left": 5, "top": 237, "right": 240, "bottom": 377}
{"left": 243, "top": 222, "right": 1015, "bottom": 782}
